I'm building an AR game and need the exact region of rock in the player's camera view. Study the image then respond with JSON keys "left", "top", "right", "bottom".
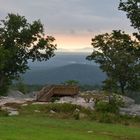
{"left": 75, "top": 108, "right": 80, "bottom": 112}
{"left": 8, "top": 110, "right": 19, "bottom": 116}
{"left": 7, "top": 90, "right": 25, "bottom": 99}
{"left": 1, "top": 106, "right": 10, "bottom": 110}
{"left": 34, "top": 110, "right": 40, "bottom": 113}
{"left": 32, "top": 102, "right": 48, "bottom": 105}
{"left": 121, "top": 96, "right": 135, "bottom": 107}
{"left": 87, "top": 131, "right": 93, "bottom": 133}
{"left": 0, "top": 97, "right": 33, "bottom": 107}
{"left": 120, "top": 104, "right": 140, "bottom": 116}
{"left": 56, "top": 96, "right": 95, "bottom": 109}
{"left": 50, "top": 110, "right": 56, "bottom": 114}
{"left": 24, "top": 91, "right": 37, "bottom": 99}
{"left": 22, "top": 104, "right": 28, "bottom": 106}
{"left": 1, "top": 106, "right": 19, "bottom": 116}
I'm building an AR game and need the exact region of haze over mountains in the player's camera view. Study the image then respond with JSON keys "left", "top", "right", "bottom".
{"left": 22, "top": 52, "right": 106, "bottom": 85}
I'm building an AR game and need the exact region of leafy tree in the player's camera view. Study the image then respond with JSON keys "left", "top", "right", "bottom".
{"left": 87, "top": 30, "right": 140, "bottom": 94}
{"left": 0, "top": 13, "right": 56, "bottom": 94}
{"left": 119, "top": 0, "right": 140, "bottom": 40}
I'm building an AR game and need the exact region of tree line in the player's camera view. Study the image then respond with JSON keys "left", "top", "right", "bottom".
{"left": 0, "top": 0, "right": 139, "bottom": 95}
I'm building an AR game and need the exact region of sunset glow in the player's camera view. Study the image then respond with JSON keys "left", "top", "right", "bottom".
{"left": 0, "top": 0, "right": 134, "bottom": 52}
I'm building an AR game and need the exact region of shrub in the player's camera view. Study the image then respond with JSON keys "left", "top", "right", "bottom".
{"left": 50, "top": 97, "right": 60, "bottom": 103}
{"left": 0, "top": 109, "right": 8, "bottom": 116}
{"left": 95, "top": 101, "right": 119, "bottom": 114}
{"left": 45, "top": 103, "right": 81, "bottom": 113}
{"left": 95, "top": 93, "right": 124, "bottom": 114}
{"left": 73, "top": 112, "right": 80, "bottom": 120}
{"left": 90, "top": 112, "right": 120, "bottom": 123}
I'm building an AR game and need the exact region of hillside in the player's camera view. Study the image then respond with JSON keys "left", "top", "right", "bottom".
{"left": 22, "top": 64, "right": 106, "bottom": 85}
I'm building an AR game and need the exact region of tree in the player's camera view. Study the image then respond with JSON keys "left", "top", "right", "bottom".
{"left": 87, "top": 30, "right": 140, "bottom": 94}
{"left": 119, "top": 0, "right": 140, "bottom": 40}
{"left": 0, "top": 13, "right": 56, "bottom": 94}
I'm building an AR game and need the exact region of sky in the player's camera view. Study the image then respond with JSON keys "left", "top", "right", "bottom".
{"left": 0, "top": 0, "right": 135, "bottom": 52}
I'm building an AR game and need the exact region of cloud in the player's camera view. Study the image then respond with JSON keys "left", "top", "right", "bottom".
{"left": 0, "top": 0, "right": 134, "bottom": 52}
{"left": 0, "top": 0, "right": 132, "bottom": 35}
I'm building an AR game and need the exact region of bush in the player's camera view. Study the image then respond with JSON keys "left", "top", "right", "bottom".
{"left": 90, "top": 112, "right": 120, "bottom": 123}
{"left": 95, "top": 94, "right": 124, "bottom": 114}
{"left": 0, "top": 78, "right": 11, "bottom": 96}
{"left": 95, "top": 101, "right": 119, "bottom": 114}
{"left": 50, "top": 97, "right": 60, "bottom": 103}
{"left": 73, "top": 112, "right": 80, "bottom": 120}
{"left": 98, "top": 113, "right": 114, "bottom": 123}
{"left": 45, "top": 103, "right": 81, "bottom": 113}
{"left": 0, "top": 109, "right": 8, "bottom": 116}
{"left": 19, "top": 103, "right": 92, "bottom": 120}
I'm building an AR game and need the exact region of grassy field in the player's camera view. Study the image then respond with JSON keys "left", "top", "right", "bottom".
{"left": 0, "top": 116, "right": 140, "bottom": 140}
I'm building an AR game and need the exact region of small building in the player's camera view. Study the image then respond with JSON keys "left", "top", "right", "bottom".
{"left": 36, "top": 85, "right": 79, "bottom": 102}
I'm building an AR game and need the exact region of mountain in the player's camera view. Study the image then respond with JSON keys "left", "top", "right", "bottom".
{"left": 28, "top": 52, "right": 96, "bottom": 70}
{"left": 22, "top": 64, "right": 106, "bottom": 85}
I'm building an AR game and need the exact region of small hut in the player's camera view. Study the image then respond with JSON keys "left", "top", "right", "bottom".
{"left": 36, "top": 85, "right": 79, "bottom": 102}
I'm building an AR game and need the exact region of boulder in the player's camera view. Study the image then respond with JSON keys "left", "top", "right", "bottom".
{"left": 56, "top": 96, "right": 95, "bottom": 109}
{"left": 120, "top": 104, "right": 140, "bottom": 116}
{"left": 121, "top": 96, "right": 135, "bottom": 107}
{"left": 1, "top": 106, "right": 19, "bottom": 116}
{"left": 50, "top": 110, "right": 56, "bottom": 114}
{"left": 8, "top": 110, "right": 19, "bottom": 116}
{"left": 24, "top": 91, "right": 37, "bottom": 99}
{"left": 7, "top": 90, "right": 25, "bottom": 99}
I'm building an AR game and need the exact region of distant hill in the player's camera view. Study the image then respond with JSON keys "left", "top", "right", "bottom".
{"left": 28, "top": 52, "right": 96, "bottom": 70}
{"left": 22, "top": 64, "right": 106, "bottom": 85}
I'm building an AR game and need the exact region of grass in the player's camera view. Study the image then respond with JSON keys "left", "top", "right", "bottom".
{"left": 0, "top": 116, "right": 140, "bottom": 140}
{"left": 0, "top": 103, "right": 140, "bottom": 140}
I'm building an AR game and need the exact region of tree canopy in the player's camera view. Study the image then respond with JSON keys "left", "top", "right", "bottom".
{"left": 119, "top": 0, "right": 140, "bottom": 40}
{"left": 0, "top": 13, "right": 56, "bottom": 94}
{"left": 87, "top": 30, "right": 140, "bottom": 94}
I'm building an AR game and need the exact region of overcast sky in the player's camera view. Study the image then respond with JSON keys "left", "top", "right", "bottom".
{"left": 0, "top": 0, "right": 134, "bottom": 52}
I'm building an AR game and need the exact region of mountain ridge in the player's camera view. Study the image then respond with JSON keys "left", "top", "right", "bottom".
{"left": 23, "top": 63, "right": 106, "bottom": 85}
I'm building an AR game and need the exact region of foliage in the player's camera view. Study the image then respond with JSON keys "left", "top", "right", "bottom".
{"left": 73, "top": 111, "right": 80, "bottom": 120}
{"left": 0, "top": 109, "right": 8, "bottom": 116}
{"left": 93, "top": 112, "right": 119, "bottom": 123}
{"left": 119, "top": 0, "right": 140, "bottom": 40}
{"left": 95, "top": 101, "right": 119, "bottom": 114}
{"left": 3, "top": 101, "right": 140, "bottom": 125}
{"left": 0, "top": 77, "right": 10, "bottom": 95}
{"left": 20, "top": 103, "right": 91, "bottom": 118}
{"left": 87, "top": 30, "right": 140, "bottom": 94}
{"left": 45, "top": 103, "right": 80, "bottom": 113}
{"left": 0, "top": 13, "right": 56, "bottom": 95}
{"left": 14, "top": 78, "right": 28, "bottom": 94}
{"left": 50, "top": 97, "right": 60, "bottom": 102}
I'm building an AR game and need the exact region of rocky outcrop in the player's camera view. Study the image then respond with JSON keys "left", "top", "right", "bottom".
{"left": 56, "top": 91, "right": 140, "bottom": 116}
{"left": 0, "top": 90, "right": 140, "bottom": 117}
{"left": 7, "top": 90, "right": 25, "bottom": 99}
{"left": 121, "top": 96, "right": 135, "bottom": 107}
{"left": 7, "top": 90, "right": 37, "bottom": 99}
{"left": 120, "top": 105, "right": 140, "bottom": 116}
{"left": 56, "top": 96, "right": 95, "bottom": 110}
